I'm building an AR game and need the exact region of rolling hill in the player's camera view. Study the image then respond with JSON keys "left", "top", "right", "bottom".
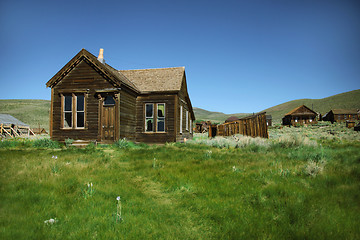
{"left": 0, "top": 89, "right": 359, "bottom": 130}
{"left": 194, "top": 89, "right": 360, "bottom": 124}
{"left": 262, "top": 89, "right": 360, "bottom": 124}
{"left": 0, "top": 99, "right": 50, "bottom": 131}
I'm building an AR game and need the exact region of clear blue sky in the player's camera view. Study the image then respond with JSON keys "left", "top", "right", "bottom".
{"left": 1, "top": 0, "right": 359, "bottom": 113}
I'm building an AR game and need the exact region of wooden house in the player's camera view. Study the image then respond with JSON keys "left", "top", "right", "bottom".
{"left": 282, "top": 105, "right": 317, "bottom": 126}
{"left": 322, "top": 109, "right": 359, "bottom": 123}
{"left": 46, "top": 49, "right": 195, "bottom": 144}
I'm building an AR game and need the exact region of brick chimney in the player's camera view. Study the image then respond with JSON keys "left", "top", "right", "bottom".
{"left": 97, "top": 48, "right": 105, "bottom": 64}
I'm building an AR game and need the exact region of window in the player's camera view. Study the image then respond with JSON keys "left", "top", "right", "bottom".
{"left": 145, "top": 103, "right": 166, "bottom": 132}
{"left": 104, "top": 96, "right": 115, "bottom": 106}
{"left": 64, "top": 95, "right": 72, "bottom": 128}
{"left": 145, "top": 103, "right": 154, "bottom": 132}
{"left": 76, "top": 95, "right": 85, "bottom": 128}
{"left": 180, "top": 105, "right": 183, "bottom": 134}
{"left": 186, "top": 110, "right": 189, "bottom": 131}
{"left": 62, "top": 93, "right": 85, "bottom": 129}
{"left": 190, "top": 119, "right": 192, "bottom": 133}
{"left": 157, "top": 103, "right": 165, "bottom": 132}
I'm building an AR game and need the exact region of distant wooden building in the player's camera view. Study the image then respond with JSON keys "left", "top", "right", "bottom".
{"left": 225, "top": 116, "right": 240, "bottom": 123}
{"left": 282, "top": 105, "right": 317, "bottom": 126}
{"left": 46, "top": 49, "right": 195, "bottom": 144}
{"left": 322, "top": 109, "right": 359, "bottom": 123}
{"left": 32, "top": 128, "right": 48, "bottom": 134}
{"left": 194, "top": 121, "right": 211, "bottom": 133}
{"left": 210, "top": 112, "right": 268, "bottom": 138}
{"left": 266, "top": 115, "right": 272, "bottom": 127}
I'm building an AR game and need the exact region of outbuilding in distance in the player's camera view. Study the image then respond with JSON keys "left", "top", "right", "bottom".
{"left": 282, "top": 105, "right": 317, "bottom": 126}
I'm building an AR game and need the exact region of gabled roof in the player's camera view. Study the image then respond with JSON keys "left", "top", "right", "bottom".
{"left": 46, "top": 49, "right": 188, "bottom": 95}
{"left": 0, "top": 114, "right": 29, "bottom": 127}
{"left": 119, "top": 67, "right": 185, "bottom": 93}
{"left": 331, "top": 109, "right": 358, "bottom": 115}
{"left": 284, "top": 105, "right": 317, "bottom": 116}
{"left": 46, "top": 49, "right": 139, "bottom": 93}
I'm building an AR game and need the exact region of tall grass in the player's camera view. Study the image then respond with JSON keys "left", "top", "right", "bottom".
{"left": 1, "top": 139, "right": 359, "bottom": 239}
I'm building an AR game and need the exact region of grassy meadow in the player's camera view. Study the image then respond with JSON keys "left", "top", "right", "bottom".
{"left": 1, "top": 123, "right": 360, "bottom": 239}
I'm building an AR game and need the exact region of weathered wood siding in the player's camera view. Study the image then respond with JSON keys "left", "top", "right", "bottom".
{"left": 120, "top": 90, "right": 137, "bottom": 141}
{"left": 175, "top": 76, "right": 194, "bottom": 142}
{"left": 51, "top": 59, "right": 116, "bottom": 142}
{"left": 135, "top": 94, "right": 176, "bottom": 143}
{"left": 213, "top": 112, "right": 268, "bottom": 138}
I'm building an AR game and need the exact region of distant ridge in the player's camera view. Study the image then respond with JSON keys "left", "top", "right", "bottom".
{"left": 262, "top": 89, "right": 360, "bottom": 124}
{"left": 194, "top": 89, "right": 360, "bottom": 124}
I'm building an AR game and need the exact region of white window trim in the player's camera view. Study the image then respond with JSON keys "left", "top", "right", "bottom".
{"left": 62, "top": 93, "right": 86, "bottom": 129}
{"left": 156, "top": 103, "right": 166, "bottom": 132}
{"left": 180, "top": 105, "right": 183, "bottom": 134}
{"left": 145, "top": 103, "right": 154, "bottom": 132}
{"left": 190, "top": 119, "right": 192, "bottom": 133}
{"left": 75, "top": 94, "right": 85, "bottom": 129}
{"left": 186, "top": 110, "right": 189, "bottom": 131}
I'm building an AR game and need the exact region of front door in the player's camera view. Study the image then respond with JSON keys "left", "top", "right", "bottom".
{"left": 101, "top": 95, "right": 116, "bottom": 142}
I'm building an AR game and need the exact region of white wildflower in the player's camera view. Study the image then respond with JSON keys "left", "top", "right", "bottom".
{"left": 117, "top": 196, "right": 121, "bottom": 201}
{"left": 44, "top": 218, "right": 57, "bottom": 225}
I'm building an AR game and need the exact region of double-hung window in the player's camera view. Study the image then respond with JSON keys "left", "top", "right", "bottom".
{"left": 62, "top": 93, "right": 85, "bottom": 129}
{"left": 157, "top": 103, "right": 165, "bottom": 132}
{"left": 145, "top": 103, "right": 154, "bottom": 132}
{"left": 145, "top": 103, "right": 166, "bottom": 132}
{"left": 186, "top": 110, "right": 189, "bottom": 131}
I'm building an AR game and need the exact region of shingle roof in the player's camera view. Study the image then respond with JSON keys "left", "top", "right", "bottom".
{"left": 47, "top": 49, "right": 186, "bottom": 94}
{"left": 285, "top": 105, "right": 317, "bottom": 116}
{"left": 119, "top": 67, "right": 185, "bottom": 93}
{"left": 0, "top": 114, "right": 29, "bottom": 127}
{"left": 331, "top": 109, "right": 358, "bottom": 115}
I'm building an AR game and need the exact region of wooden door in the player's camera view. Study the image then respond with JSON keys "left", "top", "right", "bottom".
{"left": 102, "top": 105, "right": 115, "bottom": 141}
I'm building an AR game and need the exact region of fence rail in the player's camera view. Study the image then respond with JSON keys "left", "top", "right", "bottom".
{"left": 209, "top": 112, "right": 268, "bottom": 138}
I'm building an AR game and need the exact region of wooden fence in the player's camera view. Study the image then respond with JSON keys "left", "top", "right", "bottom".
{"left": 209, "top": 112, "right": 268, "bottom": 138}
{"left": 0, "top": 124, "right": 35, "bottom": 138}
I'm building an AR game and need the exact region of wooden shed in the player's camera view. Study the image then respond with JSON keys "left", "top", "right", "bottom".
{"left": 282, "top": 105, "right": 317, "bottom": 126}
{"left": 210, "top": 112, "right": 268, "bottom": 138}
{"left": 0, "top": 114, "right": 35, "bottom": 137}
{"left": 46, "top": 48, "right": 195, "bottom": 144}
{"left": 322, "top": 109, "right": 359, "bottom": 123}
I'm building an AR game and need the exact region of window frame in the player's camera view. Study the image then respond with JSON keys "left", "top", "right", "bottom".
{"left": 145, "top": 103, "right": 154, "bottom": 132}
{"left": 180, "top": 105, "right": 183, "bottom": 134}
{"left": 144, "top": 103, "right": 167, "bottom": 133}
{"left": 186, "top": 110, "right": 189, "bottom": 131}
{"left": 61, "top": 93, "right": 86, "bottom": 130}
{"left": 156, "top": 103, "right": 166, "bottom": 132}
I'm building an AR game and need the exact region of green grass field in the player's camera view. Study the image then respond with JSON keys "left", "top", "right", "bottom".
{"left": 1, "top": 124, "right": 360, "bottom": 239}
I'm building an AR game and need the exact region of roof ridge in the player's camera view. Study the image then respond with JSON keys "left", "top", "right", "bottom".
{"left": 119, "top": 66, "right": 185, "bottom": 71}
